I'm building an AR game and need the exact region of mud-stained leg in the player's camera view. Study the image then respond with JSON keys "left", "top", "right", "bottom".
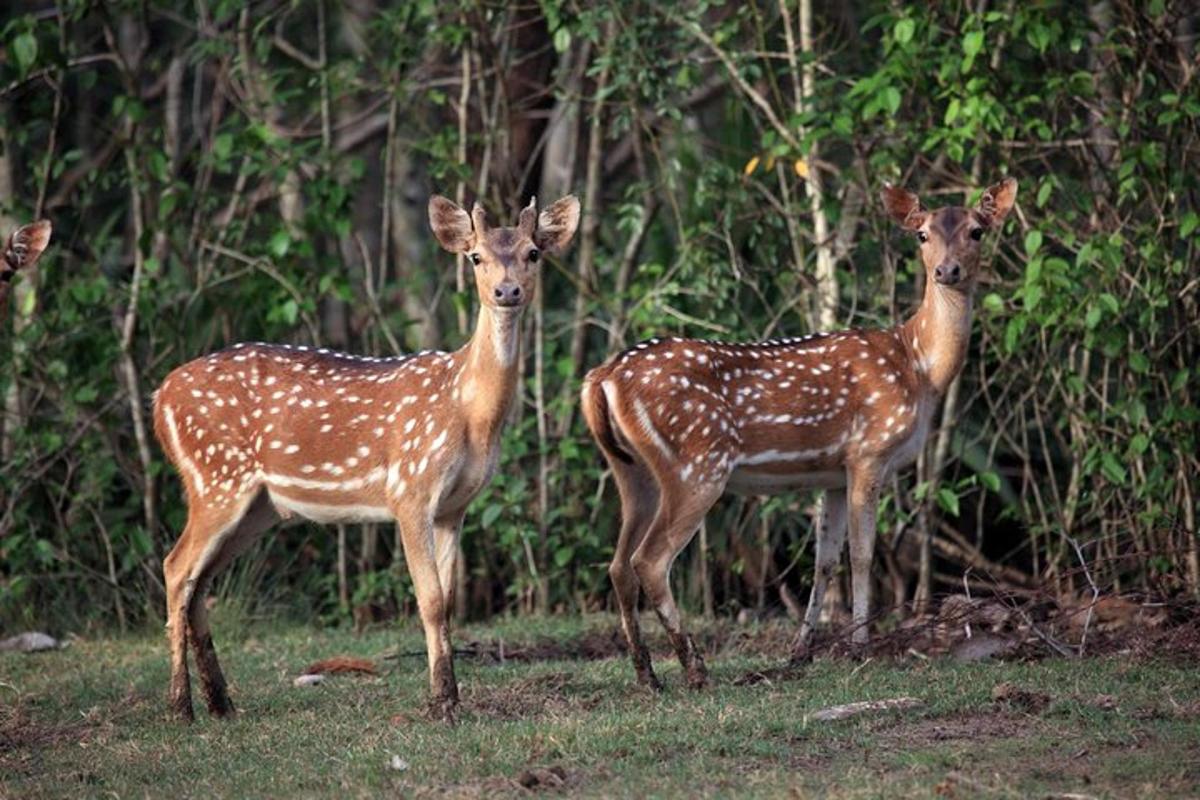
{"left": 631, "top": 479, "right": 725, "bottom": 690}
{"left": 846, "top": 461, "right": 884, "bottom": 646}
{"left": 394, "top": 500, "right": 457, "bottom": 721}
{"left": 792, "top": 487, "right": 849, "bottom": 663}
{"left": 186, "top": 491, "right": 278, "bottom": 716}
{"left": 163, "top": 525, "right": 199, "bottom": 721}
{"left": 607, "top": 459, "right": 662, "bottom": 690}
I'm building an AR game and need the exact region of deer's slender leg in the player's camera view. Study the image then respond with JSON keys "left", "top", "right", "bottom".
{"left": 793, "top": 487, "right": 849, "bottom": 662}
{"left": 432, "top": 513, "right": 464, "bottom": 628}
{"left": 631, "top": 480, "right": 724, "bottom": 690}
{"left": 187, "top": 490, "right": 278, "bottom": 717}
{"left": 394, "top": 501, "right": 457, "bottom": 720}
{"left": 847, "top": 462, "right": 885, "bottom": 646}
{"left": 607, "top": 458, "right": 661, "bottom": 690}
{"left": 163, "top": 524, "right": 199, "bottom": 721}
{"left": 162, "top": 498, "right": 254, "bottom": 721}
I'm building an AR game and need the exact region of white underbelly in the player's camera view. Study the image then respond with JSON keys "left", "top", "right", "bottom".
{"left": 268, "top": 489, "right": 393, "bottom": 524}
{"left": 726, "top": 468, "right": 845, "bottom": 495}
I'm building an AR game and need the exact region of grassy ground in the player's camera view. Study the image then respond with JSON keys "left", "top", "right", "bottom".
{"left": 2, "top": 613, "right": 1198, "bottom": 798}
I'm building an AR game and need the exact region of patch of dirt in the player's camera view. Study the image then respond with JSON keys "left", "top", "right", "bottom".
{"left": 413, "top": 765, "right": 586, "bottom": 798}
{"left": 0, "top": 705, "right": 95, "bottom": 779}
{"left": 990, "top": 681, "right": 1051, "bottom": 713}
{"left": 875, "top": 710, "right": 1035, "bottom": 746}
{"left": 468, "top": 672, "right": 604, "bottom": 721}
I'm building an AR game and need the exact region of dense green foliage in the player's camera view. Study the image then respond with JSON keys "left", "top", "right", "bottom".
{"left": 1, "top": 1, "right": 1196, "bottom": 629}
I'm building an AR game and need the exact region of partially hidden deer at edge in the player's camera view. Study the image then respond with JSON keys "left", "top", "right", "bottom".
{"left": 582, "top": 178, "right": 1017, "bottom": 689}
{"left": 1, "top": 220, "right": 52, "bottom": 319}
{"left": 154, "top": 194, "right": 579, "bottom": 720}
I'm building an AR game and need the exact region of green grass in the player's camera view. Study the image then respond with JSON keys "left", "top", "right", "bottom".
{"left": 3, "top": 614, "right": 1198, "bottom": 798}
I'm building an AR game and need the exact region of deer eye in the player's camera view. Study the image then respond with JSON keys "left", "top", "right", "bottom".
{"left": 528, "top": 248, "right": 540, "bottom": 263}
{"left": 970, "top": 227, "right": 984, "bottom": 241}
{"left": 917, "top": 231, "right": 929, "bottom": 244}
{"left": 470, "top": 253, "right": 482, "bottom": 266}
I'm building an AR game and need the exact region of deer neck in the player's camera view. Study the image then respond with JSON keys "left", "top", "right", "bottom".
{"left": 457, "top": 304, "right": 522, "bottom": 440}
{"left": 903, "top": 281, "right": 974, "bottom": 396}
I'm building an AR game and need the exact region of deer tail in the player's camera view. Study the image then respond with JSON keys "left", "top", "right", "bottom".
{"left": 581, "top": 373, "right": 633, "bottom": 465}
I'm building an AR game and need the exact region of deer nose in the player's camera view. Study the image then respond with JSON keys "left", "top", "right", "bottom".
{"left": 493, "top": 282, "right": 523, "bottom": 307}
{"left": 934, "top": 263, "right": 962, "bottom": 285}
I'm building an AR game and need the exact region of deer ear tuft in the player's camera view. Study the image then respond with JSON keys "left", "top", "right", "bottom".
{"left": 535, "top": 195, "right": 581, "bottom": 255}
{"left": 881, "top": 184, "right": 926, "bottom": 231}
{"left": 428, "top": 196, "right": 474, "bottom": 253}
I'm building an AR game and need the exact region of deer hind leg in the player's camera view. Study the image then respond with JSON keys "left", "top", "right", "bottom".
{"left": 793, "top": 487, "right": 849, "bottom": 662}
{"left": 187, "top": 489, "right": 277, "bottom": 717}
{"left": 846, "top": 462, "right": 884, "bottom": 646}
{"left": 631, "top": 479, "right": 724, "bottom": 690}
{"left": 607, "top": 458, "right": 661, "bottom": 690}
{"left": 394, "top": 500, "right": 457, "bottom": 721}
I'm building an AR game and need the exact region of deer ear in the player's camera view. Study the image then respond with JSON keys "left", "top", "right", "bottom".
{"left": 977, "top": 177, "right": 1018, "bottom": 227}
{"left": 4, "top": 220, "right": 52, "bottom": 273}
{"left": 881, "top": 184, "right": 926, "bottom": 231}
{"left": 428, "top": 195, "right": 474, "bottom": 253}
{"left": 535, "top": 195, "right": 581, "bottom": 255}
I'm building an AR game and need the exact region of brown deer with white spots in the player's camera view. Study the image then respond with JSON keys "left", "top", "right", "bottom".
{"left": 1, "top": 220, "right": 52, "bottom": 318}
{"left": 582, "top": 179, "right": 1017, "bottom": 689}
{"left": 154, "top": 194, "right": 579, "bottom": 721}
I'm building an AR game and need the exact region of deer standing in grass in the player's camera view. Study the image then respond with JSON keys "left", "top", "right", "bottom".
{"left": 582, "top": 179, "right": 1017, "bottom": 689}
{"left": 154, "top": 194, "right": 579, "bottom": 720}
{"left": 1, "top": 220, "right": 52, "bottom": 318}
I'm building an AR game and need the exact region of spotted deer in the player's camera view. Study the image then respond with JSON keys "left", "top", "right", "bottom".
{"left": 582, "top": 179, "right": 1017, "bottom": 689}
{"left": 154, "top": 194, "right": 580, "bottom": 721}
{"left": 1, "top": 220, "right": 52, "bottom": 318}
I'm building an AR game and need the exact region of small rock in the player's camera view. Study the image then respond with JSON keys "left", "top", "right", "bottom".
{"left": 950, "top": 633, "right": 1017, "bottom": 663}
{"left": 0, "top": 632, "right": 60, "bottom": 653}
{"left": 293, "top": 673, "right": 325, "bottom": 687}
{"left": 388, "top": 755, "right": 409, "bottom": 772}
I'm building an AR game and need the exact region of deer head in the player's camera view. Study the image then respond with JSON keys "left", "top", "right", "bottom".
{"left": 882, "top": 177, "right": 1017, "bottom": 289}
{"left": 428, "top": 195, "right": 580, "bottom": 311}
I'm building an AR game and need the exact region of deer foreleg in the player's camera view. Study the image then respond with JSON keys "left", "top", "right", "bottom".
{"left": 394, "top": 501, "right": 458, "bottom": 721}
{"left": 847, "top": 462, "right": 884, "bottom": 646}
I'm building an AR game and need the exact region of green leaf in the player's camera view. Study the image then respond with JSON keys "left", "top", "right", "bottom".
{"left": 982, "top": 292, "right": 1004, "bottom": 313}
{"left": 1180, "top": 212, "right": 1199, "bottom": 239}
{"left": 481, "top": 504, "right": 503, "bottom": 528}
{"left": 553, "top": 27, "right": 571, "bottom": 54}
{"left": 1024, "top": 229, "right": 1043, "bottom": 258}
{"left": 894, "top": 18, "right": 915, "bottom": 45}
{"left": 1130, "top": 433, "right": 1150, "bottom": 455}
{"left": 1129, "top": 351, "right": 1150, "bottom": 374}
{"left": 936, "top": 487, "right": 960, "bottom": 517}
{"left": 73, "top": 385, "right": 99, "bottom": 404}
{"left": 268, "top": 230, "right": 291, "bottom": 259}
{"left": 1098, "top": 293, "right": 1120, "bottom": 315}
{"left": 553, "top": 546, "right": 574, "bottom": 567}
{"left": 213, "top": 132, "right": 234, "bottom": 161}
{"left": 1100, "top": 452, "right": 1127, "bottom": 485}
{"left": 980, "top": 472, "right": 1001, "bottom": 493}
{"left": 944, "top": 97, "right": 961, "bottom": 125}
{"left": 12, "top": 32, "right": 38, "bottom": 75}
{"left": 963, "top": 30, "right": 984, "bottom": 58}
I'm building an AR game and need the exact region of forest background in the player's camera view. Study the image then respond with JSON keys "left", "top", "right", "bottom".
{"left": 1, "top": 0, "right": 1196, "bottom": 634}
